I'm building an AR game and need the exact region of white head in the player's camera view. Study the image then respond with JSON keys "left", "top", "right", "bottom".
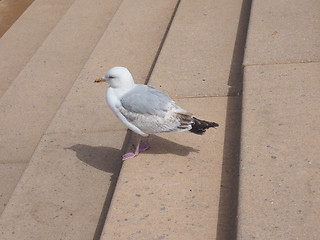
{"left": 95, "top": 66, "right": 135, "bottom": 89}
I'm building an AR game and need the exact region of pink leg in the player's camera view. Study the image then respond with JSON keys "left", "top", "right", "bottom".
{"left": 139, "top": 135, "right": 150, "bottom": 152}
{"left": 122, "top": 136, "right": 142, "bottom": 161}
{"left": 122, "top": 135, "right": 150, "bottom": 161}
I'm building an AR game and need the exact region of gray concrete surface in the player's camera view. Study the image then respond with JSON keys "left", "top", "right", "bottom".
{"left": 238, "top": 63, "right": 320, "bottom": 239}
{"left": 238, "top": 0, "right": 320, "bottom": 238}
{"left": 244, "top": 0, "right": 320, "bottom": 65}
{"left": 0, "top": 0, "right": 180, "bottom": 239}
{"left": 0, "top": 0, "right": 122, "bottom": 217}
{"left": 1, "top": 0, "right": 318, "bottom": 239}
{"left": 0, "top": 0, "right": 121, "bottom": 164}
{"left": 149, "top": 0, "right": 243, "bottom": 98}
{"left": 0, "top": 0, "right": 34, "bottom": 37}
{"left": 0, "top": 0, "right": 75, "bottom": 97}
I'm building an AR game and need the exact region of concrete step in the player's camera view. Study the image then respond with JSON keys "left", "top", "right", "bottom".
{"left": 99, "top": 0, "right": 247, "bottom": 239}
{"left": 238, "top": 0, "right": 320, "bottom": 239}
{"left": 0, "top": 0, "right": 76, "bottom": 215}
{"left": 0, "top": 0, "right": 76, "bottom": 98}
{"left": 0, "top": 0, "right": 122, "bottom": 215}
{"left": 0, "top": 0, "right": 180, "bottom": 239}
{"left": 0, "top": 0, "right": 34, "bottom": 37}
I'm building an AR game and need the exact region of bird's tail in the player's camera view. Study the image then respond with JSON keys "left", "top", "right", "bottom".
{"left": 190, "top": 117, "right": 219, "bottom": 135}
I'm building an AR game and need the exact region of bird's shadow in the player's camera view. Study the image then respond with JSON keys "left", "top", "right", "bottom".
{"left": 66, "top": 144, "right": 122, "bottom": 173}
{"left": 127, "top": 134, "right": 199, "bottom": 157}
{"left": 65, "top": 133, "right": 198, "bottom": 240}
{"left": 66, "top": 134, "right": 198, "bottom": 173}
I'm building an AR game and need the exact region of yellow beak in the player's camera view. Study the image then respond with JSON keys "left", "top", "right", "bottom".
{"left": 94, "top": 77, "right": 106, "bottom": 83}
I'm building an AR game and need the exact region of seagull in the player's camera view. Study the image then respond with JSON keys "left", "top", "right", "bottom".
{"left": 95, "top": 67, "right": 218, "bottom": 160}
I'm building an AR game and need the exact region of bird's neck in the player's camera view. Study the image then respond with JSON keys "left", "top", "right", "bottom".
{"left": 111, "top": 84, "right": 134, "bottom": 99}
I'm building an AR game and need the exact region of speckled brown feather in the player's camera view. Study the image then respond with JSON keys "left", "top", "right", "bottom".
{"left": 176, "top": 112, "right": 193, "bottom": 130}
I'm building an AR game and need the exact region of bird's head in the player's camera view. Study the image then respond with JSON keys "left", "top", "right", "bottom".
{"left": 95, "top": 66, "right": 134, "bottom": 89}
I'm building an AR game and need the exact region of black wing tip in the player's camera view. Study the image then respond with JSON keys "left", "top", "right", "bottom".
{"left": 190, "top": 117, "right": 219, "bottom": 135}
{"left": 189, "top": 128, "right": 206, "bottom": 135}
{"left": 211, "top": 122, "right": 219, "bottom": 128}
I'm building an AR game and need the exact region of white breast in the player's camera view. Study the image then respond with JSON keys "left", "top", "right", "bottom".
{"left": 106, "top": 87, "right": 148, "bottom": 136}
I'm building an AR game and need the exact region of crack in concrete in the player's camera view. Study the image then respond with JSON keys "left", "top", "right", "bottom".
{"left": 244, "top": 60, "right": 320, "bottom": 67}
{"left": 172, "top": 93, "right": 243, "bottom": 100}
{"left": 45, "top": 129, "right": 127, "bottom": 136}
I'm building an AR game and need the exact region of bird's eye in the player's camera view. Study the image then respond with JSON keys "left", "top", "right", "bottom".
{"left": 108, "top": 76, "right": 115, "bottom": 79}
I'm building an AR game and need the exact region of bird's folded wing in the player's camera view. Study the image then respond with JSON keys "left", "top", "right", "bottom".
{"left": 120, "top": 85, "right": 173, "bottom": 116}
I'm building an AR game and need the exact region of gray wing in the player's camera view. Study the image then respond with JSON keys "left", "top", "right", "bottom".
{"left": 119, "top": 84, "right": 193, "bottom": 134}
{"left": 120, "top": 84, "right": 173, "bottom": 115}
